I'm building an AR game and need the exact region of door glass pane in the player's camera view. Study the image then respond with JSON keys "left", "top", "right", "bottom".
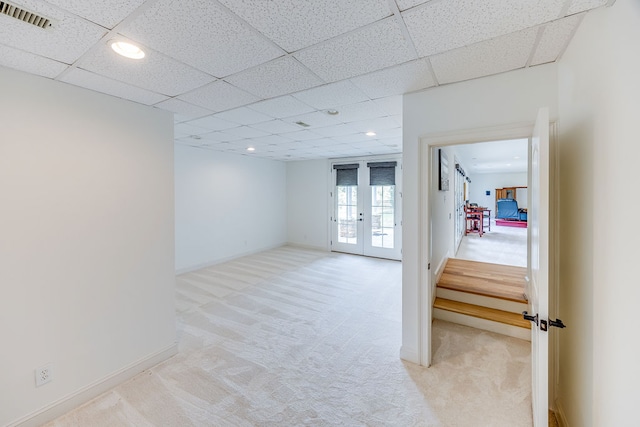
{"left": 371, "top": 185, "right": 395, "bottom": 248}
{"left": 337, "top": 186, "right": 358, "bottom": 244}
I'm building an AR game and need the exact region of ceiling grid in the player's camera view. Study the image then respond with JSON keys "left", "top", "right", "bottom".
{"left": 0, "top": 0, "right": 613, "bottom": 161}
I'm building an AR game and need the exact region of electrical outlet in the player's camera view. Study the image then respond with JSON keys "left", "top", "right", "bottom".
{"left": 35, "top": 363, "right": 53, "bottom": 387}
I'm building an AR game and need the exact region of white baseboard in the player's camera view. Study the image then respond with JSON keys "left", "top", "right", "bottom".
{"left": 434, "top": 308, "right": 531, "bottom": 341}
{"left": 399, "top": 345, "right": 420, "bottom": 365}
{"left": 436, "top": 288, "right": 527, "bottom": 313}
{"left": 10, "top": 344, "right": 178, "bottom": 427}
{"left": 555, "top": 398, "right": 569, "bottom": 427}
{"left": 175, "top": 242, "right": 287, "bottom": 275}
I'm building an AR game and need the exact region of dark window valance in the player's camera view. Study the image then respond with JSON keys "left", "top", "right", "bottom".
{"left": 368, "top": 161, "right": 397, "bottom": 185}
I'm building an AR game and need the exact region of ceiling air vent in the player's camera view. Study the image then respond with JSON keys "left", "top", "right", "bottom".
{"left": 0, "top": 1, "right": 52, "bottom": 29}
{"left": 295, "top": 121, "right": 310, "bottom": 128}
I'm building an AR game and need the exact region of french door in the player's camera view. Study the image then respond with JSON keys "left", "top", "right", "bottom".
{"left": 331, "top": 159, "right": 401, "bottom": 260}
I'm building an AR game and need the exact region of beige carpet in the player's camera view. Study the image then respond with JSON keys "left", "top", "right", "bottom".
{"left": 45, "top": 247, "right": 532, "bottom": 426}
{"left": 455, "top": 221, "right": 527, "bottom": 267}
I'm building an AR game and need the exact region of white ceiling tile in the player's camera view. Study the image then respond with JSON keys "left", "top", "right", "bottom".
{"left": 214, "top": 132, "right": 245, "bottom": 142}
{"left": 350, "top": 59, "right": 435, "bottom": 99}
{"left": 222, "top": 126, "right": 270, "bottom": 139}
{"left": 431, "top": 28, "right": 538, "bottom": 85}
{"left": 78, "top": 38, "right": 215, "bottom": 96}
{"left": 395, "top": 0, "right": 430, "bottom": 11}
{"left": 174, "top": 122, "right": 212, "bottom": 138}
{"left": 185, "top": 115, "right": 240, "bottom": 132}
{"left": 225, "top": 57, "right": 323, "bottom": 99}
{"left": 349, "top": 116, "right": 402, "bottom": 133}
{"left": 43, "top": 0, "right": 146, "bottom": 28}
{"left": 120, "top": 0, "right": 283, "bottom": 77}
{"left": 213, "top": 107, "right": 273, "bottom": 125}
{"left": 292, "top": 80, "right": 369, "bottom": 110}
{"left": 218, "top": 0, "right": 391, "bottom": 52}
{"left": 0, "top": 43, "right": 67, "bottom": 78}
{"left": 373, "top": 128, "right": 403, "bottom": 139}
{"left": 248, "top": 96, "right": 316, "bottom": 119}
{"left": 279, "top": 130, "right": 323, "bottom": 141}
{"left": 249, "top": 120, "right": 302, "bottom": 134}
{"left": 333, "top": 100, "right": 388, "bottom": 123}
{"left": 373, "top": 95, "right": 403, "bottom": 116}
{"left": 402, "top": 0, "right": 564, "bottom": 57}
{"left": 175, "top": 137, "right": 205, "bottom": 147}
{"left": 0, "top": 1, "right": 106, "bottom": 63}
{"left": 294, "top": 18, "right": 417, "bottom": 82}
{"left": 329, "top": 133, "right": 371, "bottom": 144}
{"left": 154, "top": 99, "right": 213, "bottom": 121}
{"left": 312, "top": 124, "right": 359, "bottom": 138}
{"left": 178, "top": 81, "right": 259, "bottom": 112}
{"left": 59, "top": 68, "right": 168, "bottom": 105}
{"left": 245, "top": 135, "right": 294, "bottom": 146}
{"left": 531, "top": 15, "right": 582, "bottom": 66}
{"left": 567, "top": 0, "right": 608, "bottom": 15}
{"left": 197, "top": 131, "right": 238, "bottom": 143}
{"left": 286, "top": 111, "right": 342, "bottom": 129}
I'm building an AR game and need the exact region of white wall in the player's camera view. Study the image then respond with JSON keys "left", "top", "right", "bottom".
{"left": 468, "top": 172, "right": 528, "bottom": 210}
{"left": 0, "top": 66, "right": 176, "bottom": 426}
{"left": 286, "top": 159, "right": 330, "bottom": 250}
{"left": 402, "top": 64, "right": 558, "bottom": 363}
{"left": 557, "top": 1, "right": 640, "bottom": 425}
{"left": 431, "top": 146, "right": 456, "bottom": 281}
{"left": 174, "top": 146, "right": 287, "bottom": 272}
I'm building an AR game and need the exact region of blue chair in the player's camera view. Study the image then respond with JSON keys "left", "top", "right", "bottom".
{"left": 496, "top": 199, "right": 520, "bottom": 220}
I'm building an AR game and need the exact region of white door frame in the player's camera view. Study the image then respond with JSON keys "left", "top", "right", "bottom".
{"left": 418, "top": 122, "right": 558, "bottom": 376}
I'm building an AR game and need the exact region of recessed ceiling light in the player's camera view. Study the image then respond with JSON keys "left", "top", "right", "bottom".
{"left": 506, "top": 163, "right": 512, "bottom": 166}
{"left": 110, "top": 40, "right": 145, "bottom": 59}
{"left": 365, "top": 131, "right": 376, "bottom": 137}
{"left": 327, "top": 109, "right": 339, "bottom": 116}
{"left": 247, "top": 147, "right": 255, "bottom": 152}
{"left": 514, "top": 156, "right": 520, "bottom": 159}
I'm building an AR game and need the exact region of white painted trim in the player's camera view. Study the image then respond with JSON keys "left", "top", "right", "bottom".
{"left": 399, "top": 345, "right": 420, "bottom": 365}
{"left": 419, "top": 122, "right": 537, "bottom": 368}
{"left": 433, "top": 256, "right": 448, "bottom": 305}
{"left": 434, "top": 309, "right": 531, "bottom": 341}
{"left": 555, "top": 397, "right": 569, "bottom": 427}
{"left": 436, "top": 288, "right": 527, "bottom": 313}
{"left": 10, "top": 344, "right": 178, "bottom": 427}
{"left": 175, "top": 242, "right": 287, "bottom": 275}
{"left": 418, "top": 140, "right": 431, "bottom": 367}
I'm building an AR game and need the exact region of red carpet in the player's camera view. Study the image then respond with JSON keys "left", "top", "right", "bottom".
{"left": 496, "top": 219, "right": 528, "bottom": 228}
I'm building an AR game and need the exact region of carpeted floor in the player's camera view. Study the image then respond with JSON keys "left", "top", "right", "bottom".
{"left": 455, "top": 221, "right": 527, "bottom": 267}
{"left": 45, "top": 247, "right": 532, "bottom": 426}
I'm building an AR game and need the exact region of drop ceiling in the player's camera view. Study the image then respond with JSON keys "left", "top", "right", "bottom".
{"left": 0, "top": 0, "right": 612, "bottom": 161}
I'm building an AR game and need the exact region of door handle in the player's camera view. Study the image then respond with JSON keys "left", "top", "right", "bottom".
{"left": 522, "top": 311, "right": 538, "bottom": 326}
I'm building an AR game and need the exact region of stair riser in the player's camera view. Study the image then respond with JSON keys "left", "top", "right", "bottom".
{"left": 436, "top": 288, "right": 527, "bottom": 314}
{"left": 434, "top": 308, "right": 531, "bottom": 341}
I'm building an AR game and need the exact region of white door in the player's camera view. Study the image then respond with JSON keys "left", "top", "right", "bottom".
{"left": 528, "top": 107, "right": 550, "bottom": 427}
{"left": 332, "top": 160, "right": 401, "bottom": 260}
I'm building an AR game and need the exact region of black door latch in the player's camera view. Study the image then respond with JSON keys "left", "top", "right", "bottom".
{"left": 549, "top": 318, "right": 566, "bottom": 329}
{"left": 522, "top": 311, "right": 538, "bottom": 326}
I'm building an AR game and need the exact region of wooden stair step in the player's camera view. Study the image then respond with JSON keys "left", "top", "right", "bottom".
{"left": 434, "top": 297, "right": 531, "bottom": 329}
{"left": 437, "top": 258, "right": 527, "bottom": 303}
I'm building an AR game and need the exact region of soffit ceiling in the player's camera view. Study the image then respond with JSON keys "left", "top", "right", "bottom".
{"left": 0, "top": 0, "right": 612, "bottom": 162}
